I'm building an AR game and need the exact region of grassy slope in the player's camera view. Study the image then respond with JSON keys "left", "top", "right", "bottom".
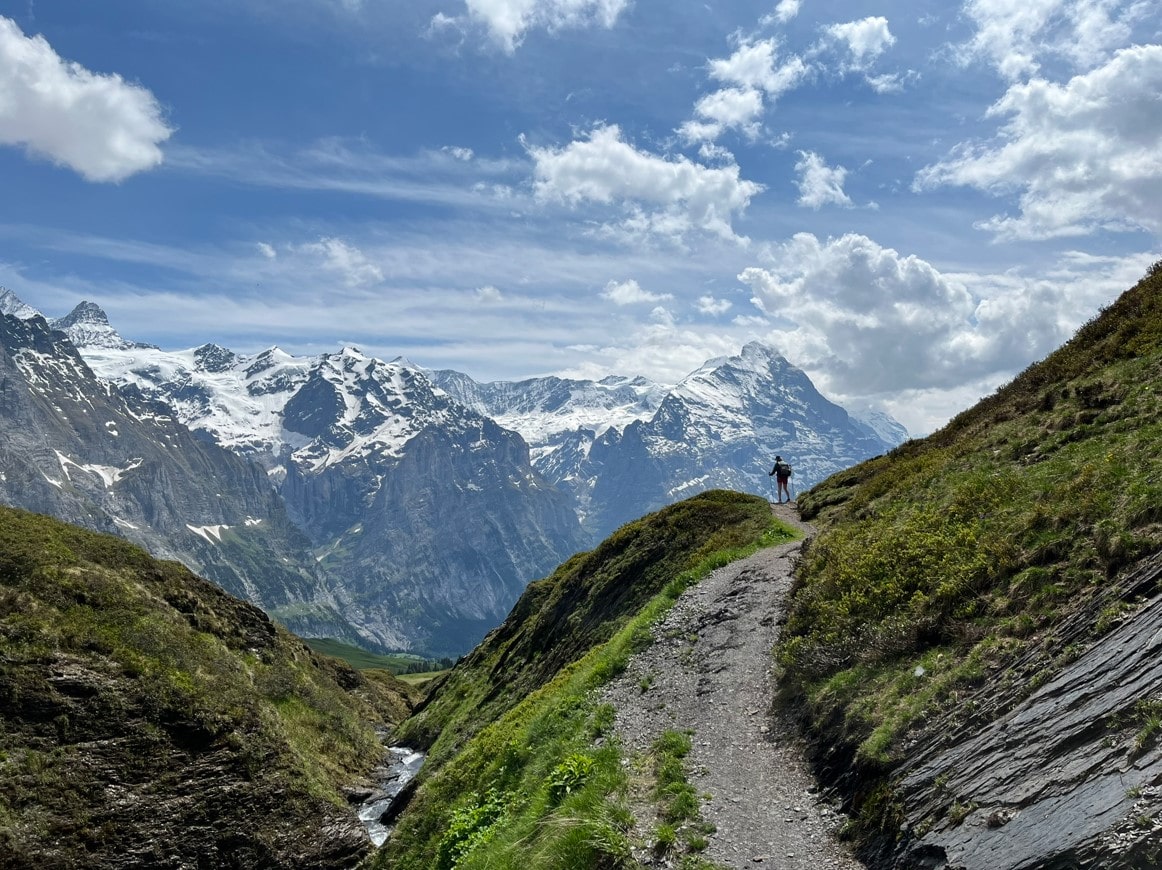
{"left": 380, "top": 490, "right": 796, "bottom": 869}
{"left": 779, "top": 263, "right": 1162, "bottom": 836}
{"left": 0, "top": 506, "right": 415, "bottom": 867}
{"left": 303, "top": 636, "right": 451, "bottom": 674}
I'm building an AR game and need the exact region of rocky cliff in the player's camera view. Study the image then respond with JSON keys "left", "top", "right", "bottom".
{"left": 0, "top": 311, "right": 362, "bottom": 645}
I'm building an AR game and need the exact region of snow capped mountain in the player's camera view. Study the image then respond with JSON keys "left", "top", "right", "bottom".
{"left": 0, "top": 289, "right": 905, "bottom": 654}
{"left": 433, "top": 341, "right": 906, "bottom": 537}
{"left": 428, "top": 369, "right": 666, "bottom": 461}
{"left": 0, "top": 303, "right": 363, "bottom": 645}
{"left": 38, "top": 298, "right": 587, "bottom": 654}
{"left": 0, "top": 287, "right": 40, "bottom": 320}
{"left": 51, "top": 300, "right": 157, "bottom": 351}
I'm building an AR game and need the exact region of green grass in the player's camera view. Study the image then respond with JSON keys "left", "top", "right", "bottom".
{"left": 378, "top": 490, "right": 796, "bottom": 869}
{"left": 778, "top": 262, "right": 1162, "bottom": 838}
{"left": 0, "top": 505, "right": 415, "bottom": 865}
{"left": 302, "top": 636, "right": 453, "bottom": 673}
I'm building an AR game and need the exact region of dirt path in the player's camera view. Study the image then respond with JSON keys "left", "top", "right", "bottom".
{"left": 600, "top": 503, "right": 866, "bottom": 869}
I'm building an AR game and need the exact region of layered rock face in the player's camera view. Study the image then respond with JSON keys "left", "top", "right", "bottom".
{"left": 881, "top": 551, "right": 1162, "bottom": 870}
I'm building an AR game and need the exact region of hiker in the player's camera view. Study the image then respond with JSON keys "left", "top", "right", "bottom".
{"left": 769, "top": 455, "right": 792, "bottom": 504}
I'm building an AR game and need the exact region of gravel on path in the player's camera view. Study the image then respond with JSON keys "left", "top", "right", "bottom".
{"left": 600, "top": 502, "right": 866, "bottom": 870}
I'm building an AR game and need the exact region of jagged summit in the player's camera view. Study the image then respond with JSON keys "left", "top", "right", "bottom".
{"left": 49, "top": 300, "right": 157, "bottom": 351}
{"left": 193, "top": 342, "right": 239, "bottom": 373}
{"left": 0, "top": 287, "right": 41, "bottom": 320}
{"left": 54, "top": 300, "right": 111, "bottom": 328}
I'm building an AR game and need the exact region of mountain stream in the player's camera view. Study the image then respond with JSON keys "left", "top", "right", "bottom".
{"left": 357, "top": 745, "right": 425, "bottom": 846}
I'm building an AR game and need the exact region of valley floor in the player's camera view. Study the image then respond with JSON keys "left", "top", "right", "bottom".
{"left": 601, "top": 503, "right": 865, "bottom": 869}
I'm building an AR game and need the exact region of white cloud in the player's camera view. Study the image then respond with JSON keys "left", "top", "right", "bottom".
{"left": 916, "top": 44, "right": 1162, "bottom": 239}
{"left": 256, "top": 242, "right": 277, "bottom": 259}
{"left": 825, "top": 16, "right": 896, "bottom": 69}
{"left": 442, "top": 145, "right": 475, "bottom": 160}
{"left": 449, "top": 0, "right": 630, "bottom": 52}
{"left": 697, "top": 295, "right": 732, "bottom": 315}
{"left": 0, "top": 16, "right": 172, "bottom": 182}
{"left": 794, "top": 151, "right": 853, "bottom": 209}
{"left": 957, "top": 0, "right": 1146, "bottom": 80}
{"left": 762, "top": 0, "right": 802, "bottom": 26}
{"left": 649, "top": 305, "right": 675, "bottom": 326}
{"left": 737, "top": 232, "right": 1107, "bottom": 394}
{"left": 602, "top": 278, "right": 673, "bottom": 305}
{"left": 528, "top": 124, "right": 764, "bottom": 242}
{"left": 682, "top": 37, "right": 809, "bottom": 145}
{"left": 300, "top": 237, "right": 384, "bottom": 287}
{"left": 708, "top": 38, "right": 809, "bottom": 99}
{"left": 680, "top": 86, "right": 765, "bottom": 143}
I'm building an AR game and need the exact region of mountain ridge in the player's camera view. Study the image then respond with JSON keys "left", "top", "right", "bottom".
{"left": 1, "top": 289, "right": 904, "bottom": 654}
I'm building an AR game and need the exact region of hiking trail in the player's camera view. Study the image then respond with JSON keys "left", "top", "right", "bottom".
{"left": 600, "top": 502, "right": 866, "bottom": 869}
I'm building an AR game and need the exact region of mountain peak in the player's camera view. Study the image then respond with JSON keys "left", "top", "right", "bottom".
{"left": 50, "top": 301, "right": 150, "bottom": 350}
{"left": 55, "top": 300, "right": 111, "bottom": 328}
{"left": 0, "top": 288, "right": 42, "bottom": 320}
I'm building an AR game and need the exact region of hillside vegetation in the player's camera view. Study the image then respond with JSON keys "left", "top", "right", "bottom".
{"left": 381, "top": 490, "right": 796, "bottom": 869}
{"left": 0, "top": 506, "right": 417, "bottom": 869}
{"left": 780, "top": 262, "right": 1162, "bottom": 854}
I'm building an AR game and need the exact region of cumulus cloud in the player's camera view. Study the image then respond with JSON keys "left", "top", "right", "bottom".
{"left": 528, "top": 124, "right": 764, "bottom": 242}
{"left": 825, "top": 16, "right": 896, "bottom": 69}
{"left": 697, "top": 295, "right": 732, "bottom": 315}
{"left": 737, "top": 232, "right": 1091, "bottom": 394}
{"left": 602, "top": 278, "right": 673, "bottom": 305}
{"left": 300, "top": 237, "right": 384, "bottom": 287}
{"left": 957, "top": 0, "right": 1145, "bottom": 80}
{"left": 680, "top": 86, "right": 766, "bottom": 143}
{"left": 442, "top": 145, "right": 475, "bottom": 160}
{"left": 708, "top": 37, "right": 809, "bottom": 96}
{"left": 446, "top": 0, "right": 630, "bottom": 52}
{"left": 256, "top": 242, "right": 277, "bottom": 259}
{"left": 475, "top": 284, "right": 503, "bottom": 302}
{"left": 916, "top": 44, "right": 1162, "bottom": 239}
{"left": 794, "top": 151, "right": 853, "bottom": 209}
{"left": 681, "top": 37, "right": 809, "bottom": 145}
{"left": 0, "top": 16, "right": 172, "bottom": 182}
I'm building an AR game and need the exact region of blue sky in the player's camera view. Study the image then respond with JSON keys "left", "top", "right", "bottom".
{"left": 1, "top": 0, "right": 1160, "bottom": 434}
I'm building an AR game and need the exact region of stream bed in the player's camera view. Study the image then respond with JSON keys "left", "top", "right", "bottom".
{"left": 357, "top": 745, "right": 425, "bottom": 846}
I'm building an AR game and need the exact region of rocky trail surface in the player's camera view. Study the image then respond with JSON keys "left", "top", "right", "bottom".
{"left": 601, "top": 502, "right": 866, "bottom": 869}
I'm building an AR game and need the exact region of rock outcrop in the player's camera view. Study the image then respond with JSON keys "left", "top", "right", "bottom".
{"left": 885, "top": 551, "right": 1162, "bottom": 869}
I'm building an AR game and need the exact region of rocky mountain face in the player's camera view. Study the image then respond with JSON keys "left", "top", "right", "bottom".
{"left": 0, "top": 308, "right": 361, "bottom": 645}
{"left": 37, "top": 298, "right": 588, "bottom": 655}
{"left": 434, "top": 342, "right": 906, "bottom": 539}
{"left": 0, "top": 288, "right": 904, "bottom": 655}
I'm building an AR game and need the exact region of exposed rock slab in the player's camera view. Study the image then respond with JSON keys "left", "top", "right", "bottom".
{"left": 890, "top": 551, "right": 1162, "bottom": 869}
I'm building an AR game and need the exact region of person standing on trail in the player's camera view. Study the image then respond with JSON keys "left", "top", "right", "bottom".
{"left": 769, "top": 455, "right": 792, "bottom": 504}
